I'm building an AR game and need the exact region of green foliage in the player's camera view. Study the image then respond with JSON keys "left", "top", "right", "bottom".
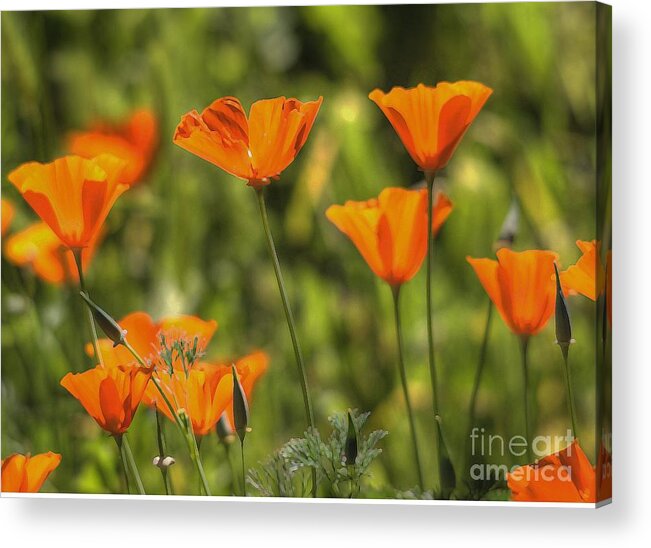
{"left": 248, "top": 410, "right": 387, "bottom": 498}
{"left": 1, "top": 3, "right": 601, "bottom": 496}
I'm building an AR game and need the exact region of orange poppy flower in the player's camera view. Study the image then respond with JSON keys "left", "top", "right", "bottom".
{"left": 507, "top": 441, "right": 596, "bottom": 503}
{"left": 597, "top": 442, "right": 612, "bottom": 501}
{"left": 8, "top": 154, "right": 127, "bottom": 249}
{"left": 4, "top": 222, "right": 100, "bottom": 285}
{"left": 1, "top": 452, "right": 61, "bottom": 493}
{"left": 369, "top": 81, "right": 493, "bottom": 172}
{"left": 68, "top": 109, "right": 158, "bottom": 187}
{"left": 145, "top": 351, "right": 268, "bottom": 436}
{"left": 198, "top": 351, "right": 269, "bottom": 429}
{"left": 326, "top": 187, "right": 452, "bottom": 286}
{"left": 1, "top": 198, "right": 15, "bottom": 236}
{"left": 431, "top": 192, "right": 453, "bottom": 235}
{"left": 560, "top": 240, "right": 606, "bottom": 301}
{"left": 173, "top": 95, "right": 323, "bottom": 188}
{"left": 145, "top": 366, "right": 233, "bottom": 437}
{"left": 87, "top": 311, "right": 218, "bottom": 369}
{"left": 467, "top": 248, "right": 558, "bottom": 336}
{"left": 60, "top": 364, "right": 152, "bottom": 435}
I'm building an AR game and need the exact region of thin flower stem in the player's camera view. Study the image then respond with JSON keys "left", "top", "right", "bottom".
{"left": 155, "top": 406, "right": 173, "bottom": 495}
{"left": 425, "top": 170, "right": 444, "bottom": 489}
{"left": 255, "top": 188, "right": 317, "bottom": 497}
{"left": 465, "top": 299, "right": 493, "bottom": 476}
{"left": 255, "top": 188, "right": 314, "bottom": 427}
{"left": 122, "top": 433, "right": 146, "bottom": 494}
{"left": 519, "top": 336, "right": 533, "bottom": 463}
{"left": 391, "top": 285, "right": 425, "bottom": 490}
{"left": 187, "top": 428, "right": 211, "bottom": 496}
{"left": 561, "top": 347, "right": 579, "bottom": 440}
{"left": 72, "top": 248, "right": 104, "bottom": 367}
{"left": 468, "top": 300, "right": 493, "bottom": 430}
{"left": 240, "top": 440, "right": 247, "bottom": 497}
{"left": 113, "top": 434, "right": 131, "bottom": 494}
{"left": 222, "top": 442, "right": 235, "bottom": 496}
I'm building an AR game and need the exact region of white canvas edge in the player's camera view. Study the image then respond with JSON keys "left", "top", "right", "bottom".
{"left": 0, "top": 491, "right": 612, "bottom": 508}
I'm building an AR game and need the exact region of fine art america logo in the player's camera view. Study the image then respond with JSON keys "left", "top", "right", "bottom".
{"left": 469, "top": 428, "right": 578, "bottom": 482}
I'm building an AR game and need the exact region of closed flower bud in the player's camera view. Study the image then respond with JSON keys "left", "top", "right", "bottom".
{"left": 344, "top": 410, "right": 358, "bottom": 466}
{"left": 231, "top": 364, "right": 249, "bottom": 443}
{"left": 494, "top": 199, "right": 519, "bottom": 251}
{"left": 79, "top": 292, "right": 126, "bottom": 347}
{"left": 177, "top": 408, "right": 191, "bottom": 431}
{"left": 152, "top": 455, "right": 176, "bottom": 470}
{"left": 554, "top": 263, "right": 573, "bottom": 351}
{"left": 216, "top": 413, "right": 235, "bottom": 445}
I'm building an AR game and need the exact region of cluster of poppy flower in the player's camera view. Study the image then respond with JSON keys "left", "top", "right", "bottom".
{"left": 1, "top": 108, "right": 268, "bottom": 494}
{"left": 1, "top": 81, "right": 610, "bottom": 502}
{"left": 323, "top": 82, "right": 611, "bottom": 502}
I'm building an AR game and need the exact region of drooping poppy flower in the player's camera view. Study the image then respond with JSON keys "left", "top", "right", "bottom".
{"left": 507, "top": 441, "right": 596, "bottom": 503}
{"left": 467, "top": 248, "right": 558, "bottom": 337}
{"left": 8, "top": 154, "right": 127, "bottom": 250}
{"left": 561, "top": 240, "right": 606, "bottom": 301}
{"left": 369, "top": 81, "right": 493, "bottom": 172}
{"left": 5, "top": 222, "right": 101, "bottom": 285}
{"left": 145, "top": 366, "right": 233, "bottom": 437}
{"left": 198, "top": 351, "right": 269, "bottom": 429}
{"left": 68, "top": 109, "right": 158, "bottom": 187}
{"left": 173, "top": 95, "right": 323, "bottom": 188}
{"left": 1, "top": 198, "right": 15, "bottom": 236}
{"left": 1, "top": 452, "right": 61, "bottom": 493}
{"left": 60, "top": 364, "right": 152, "bottom": 435}
{"left": 87, "top": 311, "right": 218, "bottom": 369}
{"left": 326, "top": 187, "right": 453, "bottom": 286}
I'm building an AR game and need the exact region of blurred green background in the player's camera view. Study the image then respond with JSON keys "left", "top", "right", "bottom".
{"left": 2, "top": 2, "right": 600, "bottom": 497}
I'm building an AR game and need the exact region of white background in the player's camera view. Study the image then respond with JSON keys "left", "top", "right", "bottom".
{"left": 1, "top": 0, "right": 649, "bottom": 545}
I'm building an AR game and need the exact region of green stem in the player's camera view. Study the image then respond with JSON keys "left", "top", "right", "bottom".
{"left": 519, "top": 336, "right": 533, "bottom": 463}
{"left": 255, "top": 188, "right": 314, "bottom": 427}
{"left": 468, "top": 300, "right": 493, "bottom": 430}
{"left": 425, "top": 170, "right": 444, "bottom": 489}
{"left": 255, "top": 187, "right": 317, "bottom": 497}
{"left": 223, "top": 442, "right": 235, "bottom": 496}
{"left": 240, "top": 440, "right": 247, "bottom": 497}
{"left": 114, "top": 435, "right": 131, "bottom": 494}
{"left": 72, "top": 248, "right": 104, "bottom": 367}
{"left": 122, "top": 433, "right": 145, "bottom": 494}
{"left": 391, "top": 285, "right": 425, "bottom": 490}
{"left": 561, "top": 347, "right": 579, "bottom": 440}
{"left": 187, "top": 427, "right": 211, "bottom": 496}
{"left": 465, "top": 300, "right": 493, "bottom": 476}
{"left": 155, "top": 406, "right": 173, "bottom": 495}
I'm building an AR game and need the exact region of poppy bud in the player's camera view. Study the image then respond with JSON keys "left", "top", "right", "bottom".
{"left": 494, "top": 199, "right": 519, "bottom": 251}
{"left": 177, "top": 408, "right": 191, "bottom": 432}
{"left": 152, "top": 455, "right": 176, "bottom": 470}
{"left": 216, "top": 413, "right": 235, "bottom": 445}
{"left": 79, "top": 292, "right": 126, "bottom": 347}
{"left": 554, "top": 263, "right": 573, "bottom": 351}
{"left": 344, "top": 410, "right": 358, "bottom": 466}
{"left": 231, "top": 364, "right": 249, "bottom": 443}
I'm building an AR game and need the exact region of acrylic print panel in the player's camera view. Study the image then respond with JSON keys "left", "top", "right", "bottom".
{"left": 0, "top": 2, "right": 611, "bottom": 506}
